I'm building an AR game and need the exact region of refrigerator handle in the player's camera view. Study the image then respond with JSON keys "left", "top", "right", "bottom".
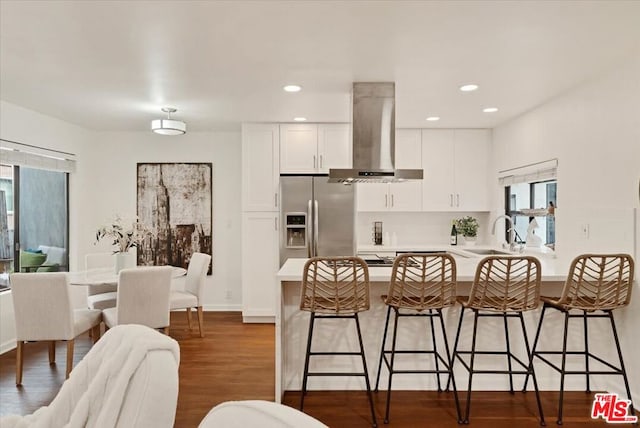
{"left": 307, "top": 199, "right": 313, "bottom": 258}
{"left": 314, "top": 200, "right": 319, "bottom": 256}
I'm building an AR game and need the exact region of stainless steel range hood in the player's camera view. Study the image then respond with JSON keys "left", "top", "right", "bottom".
{"left": 328, "top": 82, "right": 423, "bottom": 183}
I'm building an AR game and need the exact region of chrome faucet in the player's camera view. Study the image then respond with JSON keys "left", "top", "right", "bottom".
{"left": 492, "top": 215, "right": 518, "bottom": 252}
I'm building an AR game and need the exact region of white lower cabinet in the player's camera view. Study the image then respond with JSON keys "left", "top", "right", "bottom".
{"left": 241, "top": 212, "right": 279, "bottom": 322}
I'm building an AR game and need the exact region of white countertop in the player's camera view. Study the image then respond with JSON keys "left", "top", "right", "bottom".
{"left": 277, "top": 251, "right": 567, "bottom": 282}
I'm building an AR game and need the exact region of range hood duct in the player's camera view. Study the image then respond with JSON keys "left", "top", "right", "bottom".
{"left": 329, "top": 82, "right": 423, "bottom": 183}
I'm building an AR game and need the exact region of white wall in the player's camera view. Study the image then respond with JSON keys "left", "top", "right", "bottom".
{"left": 492, "top": 58, "right": 640, "bottom": 401}
{"left": 0, "top": 101, "right": 243, "bottom": 353}
{"left": 0, "top": 100, "right": 92, "bottom": 353}
{"left": 81, "top": 131, "right": 242, "bottom": 311}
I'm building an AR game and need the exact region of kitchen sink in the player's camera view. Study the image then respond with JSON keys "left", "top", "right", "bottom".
{"left": 464, "top": 248, "right": 512, "bottom": 256}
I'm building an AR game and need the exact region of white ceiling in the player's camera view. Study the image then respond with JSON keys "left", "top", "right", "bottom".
{"left": 1, "top": 1, "right": 639, "bottom": 132}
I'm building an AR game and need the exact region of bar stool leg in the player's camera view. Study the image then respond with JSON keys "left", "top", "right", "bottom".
{"left": 447, "top": 306, "right": 466, "bottom": 392}
{"left": 582, "top": 310, "right": 591, "bottom": 393}
{"left": 608, "top": 311, "right": 636, "bottom": 420}
{"left": 300, "top": 312, "right": 316, "bottom": 411}
{"left": 383, "top": 308, "right": 400, "bottom": 424}
{"left": 519, "top": 313, "right": 546, "bottom": 426}
{"left": 503, "top": 313, "right": 514, "bottom": 393}
{"left": 429, "top": 309, "right": 443, "bottom": 392}
{"left": 523, "top": 304, "right": 548, "bottom": 391}
{"left": 557, "top": 311, "right": 570, "bottom": 425}
{"left": 375, "top": 305, "right": 392, "bottom": 392}
{"left": 462, "top": 309, "right": 479, "bottom": 424}
{"left": 438, "top": 309, "right": 462, "bottom": 424}
{"left": 354, "top": 313, "right": 378, "bottom": 428}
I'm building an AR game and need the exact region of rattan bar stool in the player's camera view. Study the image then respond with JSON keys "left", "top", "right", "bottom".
{"left": 451, "top": 255, "right": 546, "bottom": 425}
{"left": 299, "top": 256, "right": 377, "bottom": 427}
{"left": 374, "top": 253, "right": 461, "bottom": 424}
{"left": 523, "top": 253, "right": 636, "bottom": 425}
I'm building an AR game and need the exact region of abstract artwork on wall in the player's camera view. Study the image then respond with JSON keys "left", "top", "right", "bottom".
{"left": 137, "top": 163, "right": 212, "bottom": 273}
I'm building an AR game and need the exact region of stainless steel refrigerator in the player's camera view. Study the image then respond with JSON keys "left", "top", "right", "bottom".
{"left": 279, "top": 175, "right": 355, "bottom": 266}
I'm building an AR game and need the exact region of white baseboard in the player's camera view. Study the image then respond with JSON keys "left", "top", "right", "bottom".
{"left": 1, "top": 339, "right": 16, "bottom": 355}
{"left": 202, "top": 304, "right": 242, "bottom": 312}
{"left": 242, "top": 315, "right": 275, "bottom": 323}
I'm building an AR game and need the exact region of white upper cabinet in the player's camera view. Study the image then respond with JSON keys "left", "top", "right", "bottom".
{"left": 421, "top": 129, "right": 490, "bottom": 211}
{"left": 454, "top": 130, "right": 490, "bottom": 211}
{"left": 356, "top": 129, "right": 422, "bottom": 212}
{"left": 317, "top": 124, "right": 352, "bottom": 172}
{"left": 242, "top": 124, "right": 280, "bottom": 212}
{"left": 280, "top": 124, "right": 351, "bottom": 173}
{"left": 395, "top": 129, "right": 422, "bottom": 169}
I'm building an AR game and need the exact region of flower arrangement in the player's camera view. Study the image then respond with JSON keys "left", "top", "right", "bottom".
{"left": 455, "top": 216, "right": 479, "bottom": 238}
{"left": 95, "top": 215, "right": 150, "bottom": 253}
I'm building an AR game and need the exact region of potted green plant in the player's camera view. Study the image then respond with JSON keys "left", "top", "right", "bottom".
{"left": 455, "top": 216, "right": 479, "bottom": 245}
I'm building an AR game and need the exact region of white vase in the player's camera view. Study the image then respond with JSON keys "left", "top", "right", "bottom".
{"left": 115, "top": 252, "right": 135, "bottom": 273}
{"left": 463, "top": 236, "right": 477, "bottom": 246}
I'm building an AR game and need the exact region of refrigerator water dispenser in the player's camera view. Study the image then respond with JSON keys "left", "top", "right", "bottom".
{"left": 285, "top": 212, "right": 307, "bottom": 248}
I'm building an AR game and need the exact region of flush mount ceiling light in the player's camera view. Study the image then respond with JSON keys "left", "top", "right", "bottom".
{"left": 459, "top": 84, "right": 479, "bottom": 92}
{"left": 293, "top": 117, "right": 307, "bottom": 122}
{"left": 426, "top": 116, "right": 440, "bottom": 121}
{"left": 151, "top": 107, "right": 186, "bottom": 135}
{"left": 483, "top": 107, "right": 499, "bottom": 113}
{"left": 283, "top": 84, "right": 302, "bottom": 92}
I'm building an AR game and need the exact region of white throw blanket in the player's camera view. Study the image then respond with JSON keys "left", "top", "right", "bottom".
{"left": 1, "top": 324, "right": 180, "bottom": 428}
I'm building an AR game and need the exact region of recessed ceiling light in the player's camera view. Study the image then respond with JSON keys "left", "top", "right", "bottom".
{"left": 459, "top": 84, "right": 479, "bottom": 92}
{"left": 293, "top": 117, "right": 307, "bottom": 122}
{"left": 426, "top": 116, "right": 440, "bottom": 121}
{"left": 283, "top": 85, "right": 302, "bottom": 92}
{"left": 483, "top": 107, "right": 499, "bottom": 113}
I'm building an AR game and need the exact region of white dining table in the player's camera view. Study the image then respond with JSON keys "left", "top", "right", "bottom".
{"left": 68, "top": 266, "right": 187, "bottom": 286}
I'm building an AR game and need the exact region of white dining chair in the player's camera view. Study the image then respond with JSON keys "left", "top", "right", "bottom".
{"left": 10, "top": 272, "right": 102, "bottom": 385}
{"left": 85, "top": 252, "right": 118, "bottom": 310}
{"left": 102, "top": 266, "right": 173, "bottom": 334}
{"left": 170, "top": 252, "right": 211, "bottom": 337}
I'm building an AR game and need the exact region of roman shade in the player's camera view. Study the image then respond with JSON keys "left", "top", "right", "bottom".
{"left": 0, "top": 139, "right": 76, "bottom": 173}
{"left": 498, "top": 158, "right": 557, "bottom": 186}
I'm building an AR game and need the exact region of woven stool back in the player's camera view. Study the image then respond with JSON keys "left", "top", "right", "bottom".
{"left": 466, "top": 256, "right": 541, "bottom": 312}
{"left": 558, "top": 253, "right": 634, "bottom": 311}
{"left": 385, "top": 253, "right": 457, "bottom": 311}
{"left": 300, "top": 256, "right": 370, "bottom": 315}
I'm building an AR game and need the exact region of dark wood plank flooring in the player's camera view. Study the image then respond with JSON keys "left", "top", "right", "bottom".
{"left": 0, "top": 312, "right": 614, "bottom": 427}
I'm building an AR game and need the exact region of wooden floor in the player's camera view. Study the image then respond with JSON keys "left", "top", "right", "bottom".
{"left": 0, "top": 312, "right": 615, "bottom": 427}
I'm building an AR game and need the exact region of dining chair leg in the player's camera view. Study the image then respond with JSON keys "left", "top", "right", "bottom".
{"left": 16, "top": 341, "right": 24, "bottom": 386}
{"left": 91, "top": 325, "right": 101, "bottom": 344}
{"left": 197, "top": 306, "right": 205, "bottom": 338}
{"left": 48, "top": 341, "right": 56, "bottom": 364}
{"left": 163, "top": 327, "right": 170, "bottom": 336}
{"left": 66, "top": 339, "right": 75, "bottom": 379}
{"left": 186, "top": 307, "right": 193, "bottom": 330}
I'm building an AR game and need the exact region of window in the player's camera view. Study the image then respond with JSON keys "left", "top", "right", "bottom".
{"left": 505, "top": 180, "right": 557, "bottom": 249}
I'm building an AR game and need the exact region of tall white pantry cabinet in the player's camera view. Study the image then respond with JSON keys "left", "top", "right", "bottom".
{"left": 241, "top": 124, "right": 280, "bottom": 322}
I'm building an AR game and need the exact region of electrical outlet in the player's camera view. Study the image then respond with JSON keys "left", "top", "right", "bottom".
{"left": 225, "top": 290, "right": 232, "bottom": 300}
{"left": 580, "top": 223, "right": 590, "bottom": 239}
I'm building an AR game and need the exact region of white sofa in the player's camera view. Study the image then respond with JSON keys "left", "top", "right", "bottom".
{"left": 0, "top": 324, "right": 180, "bottom": 428}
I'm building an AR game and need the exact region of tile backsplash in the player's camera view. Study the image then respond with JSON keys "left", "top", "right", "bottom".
{"left": 357, "top": 212, "right": 491, "bottom": 247}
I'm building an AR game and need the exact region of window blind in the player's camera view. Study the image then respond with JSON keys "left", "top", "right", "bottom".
{"left": 0, "top": 139, "right": 76, "bottom": 173}
{"left": 498, "top": 159, "right": 557, "bottom": 186}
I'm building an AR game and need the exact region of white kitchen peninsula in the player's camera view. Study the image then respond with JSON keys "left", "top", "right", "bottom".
{"left": 275, "top": 254, "right": 568, "bottom": 402}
